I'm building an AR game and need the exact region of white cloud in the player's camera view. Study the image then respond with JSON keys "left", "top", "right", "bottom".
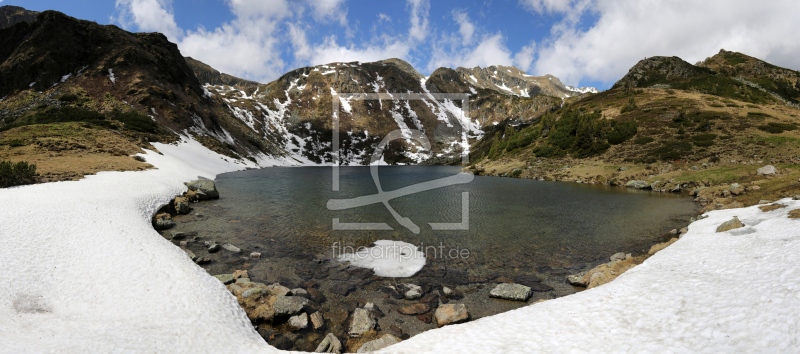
{"left": 452, "top": 9, "right": 475, "bottom": 45}
{"left": 407, "top": 0, "right": 430, "bottom": 42}
{"left": 531, "top": 0, "right": 800, "bottom": 87}
{"left": 305, "top": 0, "right": 347, "bottom": 26}
{"left": 513, "top": 41, "right": 536, "bottom": 72}
{"left": 428, "top": 34, "right": 513, "bottom": 71}
{"left": 378, "top": 13, "right": 391, "bottom": 23}
{"left": 112, "top": 0, "right": 182, "bottom": 40}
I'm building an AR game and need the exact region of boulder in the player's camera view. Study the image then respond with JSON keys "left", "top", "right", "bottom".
{"left": 174, "top": 196, "right": 190, "bottom": 214}
{"left": 213, "top": 274, "right": 235, "bottom": 285}
{"left": 274, "top": 296, "right": 308, "bottom": 316}
{"left": 489, "top": 283, "right": 532, "bottom": 301}
{"left": 153, "top": 213, "right": 175, "bottom": 230}
{"left": 356, "top": 334, "right": 402, "bottom": 353}
{"left": 290, "top": 288, "right": 308, "bottom": 296}
{"left": 625, "top": 180, "right": 650, "bottom": 189}
{"left": 757, "top": 165, "right": 777, "bottom": 176}
{"left": 348, "top": 308, "right": 375, "bottom": 337}
{"left": 250, "top": 252, "right": 262, "bottom": 258}
{"left": 315, "top": 333, "right": 342, "bottom": 353}
{"left": 716, "top": 216, "right": 745, "bottom": 232}
{"left": 232, "top": 269, "right": 249, "bottom": 279}
{"left": 185, "top": 178, "right": 220, "bottom": 200}
{"left": 434, "top": 303, "right": 469, "bottom": 327}
{"left": 287, "top": 312, "right": 308, "bottom": 331}
{"left": 397, "top": 303, "right": 431, "bottom": 315}
{"left": 207, "top": 243, "right": 221, "bottom": 253}
{"left": 729, "top": 183, "right": 745, "bottom": 196}
{"left": 195, "top": 256, "right": 211, "bottom": 264}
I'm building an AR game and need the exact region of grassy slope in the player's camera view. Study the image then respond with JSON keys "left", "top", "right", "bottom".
{"left": 470, "top": 57, "right": 800, "bottom": 211}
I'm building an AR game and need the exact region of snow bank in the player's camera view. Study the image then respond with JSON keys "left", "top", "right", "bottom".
{"left": 0, "top": 136, "right": 278, "bottom": 353}
{"left": 338, "top": 240, "right": 426, "bottom": 277}
{"left": 381, "top": 200, "right": 800, "bottom": 353}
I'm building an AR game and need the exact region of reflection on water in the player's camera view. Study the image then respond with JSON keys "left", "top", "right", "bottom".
{"left": 182, "top": 166, "right": 698, "bottom": 276}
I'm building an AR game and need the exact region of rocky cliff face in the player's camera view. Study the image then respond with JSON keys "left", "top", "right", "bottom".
{"left": 0, "top": 5, "right": 38, "bottom": 30}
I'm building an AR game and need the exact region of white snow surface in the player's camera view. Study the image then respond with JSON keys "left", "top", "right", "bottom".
{"left": 108, "top": 68, "right": 115, "bottom": 84}
{"left": 338, "top": 240, "right": 426, "bottom": 278}
{"left": 381, "top": 200, "right": 800, "bottom": 353}
{"left": 0, "top": 136, "right": 278, "bottom": 353}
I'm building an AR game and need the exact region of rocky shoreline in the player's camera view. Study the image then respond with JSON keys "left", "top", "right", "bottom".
{"left": 146, "top": 175, "right": 711, "bottom": 352}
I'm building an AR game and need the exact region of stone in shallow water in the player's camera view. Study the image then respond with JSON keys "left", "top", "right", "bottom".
{"left": 489, "top": 283, "right": 532, "bottom": 301}
{"left": 315, "top": 333, "right": 342, "bottom": 353}
{"left": 348, "top": 308, "right": 375, "bottom": 337}
{"left": 222, "top": 243, "right": 241, "bottom": 252}
{"left": 397, "top": 303, "right": 431, "bottom": 315}
{"left": 356, "top": 334, "right": 401, "bottom": 353}
{"left": 434, "top": 303, "right": 469, "bottom": 327}
{"left": 287, "top": 312, "right": 308, "bottom": 330}
{"left": 274, "top": 296, "right": 308, "bottom": 316}
{"left": 310, "top": 311, "right": 324, "bottom": 329}
{"left": 207, "top": 244, "right": 221, "bottom": 253}
{"left": 185, "top": 178, "right": 219, "bottom": 199}
{"left": 399, "top": 283, "right": 423, "bottom": 300}
{"left": 213, "top": 274, "right": 234, "bottom": 285}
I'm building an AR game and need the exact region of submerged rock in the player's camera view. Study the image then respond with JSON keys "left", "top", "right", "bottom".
{"left": 274, "top": 296, "right": 308, "bottom": 316}
{"left": 397, "top": 303, "right": 431, "bottom": 315}
{"left": 348, "top": 308, "right": 375, "bottom": 337}
{"left": 213, "top": 274, "right": 235, "bottom": 285}
{"left": 566, "top": 272, "right": 588, "bottom": 287}
{"left": 434, "top": 303, "right": 469, "bottom": 327}
{"left": 716, "top": 216, "right": 745, "bottom": 232}
{"left": 287, "top": 312, "right": 309, "bottom": 331}
{"left": 222, "top": 243, "right": 241, "bottom": 252}
{"left": 207, "top": 243, "right": 221, "bottom": 253}
{"left": 489, "top": 283, "right": 532, "bottom": 301}
{"left": 315, "top": 333, "right": 342, "bottom": 353}
{"left": 356, "top": 334, "right": 401, "bottom": 353}
{"left": 310, "top": 311, "right": 324, "bottom": 329}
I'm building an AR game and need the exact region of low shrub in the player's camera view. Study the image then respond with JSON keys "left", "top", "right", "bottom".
{"left": 0, "top": 160, "right": 37, "bottom": 188}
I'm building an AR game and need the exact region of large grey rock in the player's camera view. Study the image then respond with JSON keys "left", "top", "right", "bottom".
{"left": 288, "top": 312, "right": 309, "bottom": 330}
{"left": 274, "top": 296, "right": 308, "bottom": 316}
{"left": 434, "top": 303, "right": 469, "bottom": 327}
{"left": 356, "top": 334, "right": 402, "bottom": 353}
{"left": 757, "top": 165, "right": 777, "bottom": 176}
{"left": 315, "top": 333, "right": 342, "bottom": 353}
{"left": 207, "top": 243, "right": 221, "bottom": 253}
{"left": 625, "top": 180, "right": 651, "bottom": 189}
{"left": 348, "top": 308, "right": 375, "bottom": 337}
{"left": 716, "top": 216, "right": 745, "bottom": 232}
{"left": 185, "top": 179, "right": 219, "bottom": 200}
{"left": 489, "top": 283, "right": 532, "bottom": 301}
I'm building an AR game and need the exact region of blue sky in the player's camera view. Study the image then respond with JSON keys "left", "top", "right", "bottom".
{"left": 5, "top": 0, "right": 800, "bottom": 90}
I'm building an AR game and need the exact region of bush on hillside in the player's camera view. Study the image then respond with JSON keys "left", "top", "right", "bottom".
{"left": 0, "top": 160, "right": 37, "bottom": 188}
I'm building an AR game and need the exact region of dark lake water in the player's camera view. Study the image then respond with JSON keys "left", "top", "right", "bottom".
{"left": 171, "top": 165, "right": 699, "bottom": 350}
{"left": 180, "top": 166, "right": 698, "bottom": 278}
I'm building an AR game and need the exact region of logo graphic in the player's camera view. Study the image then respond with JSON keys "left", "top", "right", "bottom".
{"left": 327, "top": 93, "right": 473, "bottom": 234}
